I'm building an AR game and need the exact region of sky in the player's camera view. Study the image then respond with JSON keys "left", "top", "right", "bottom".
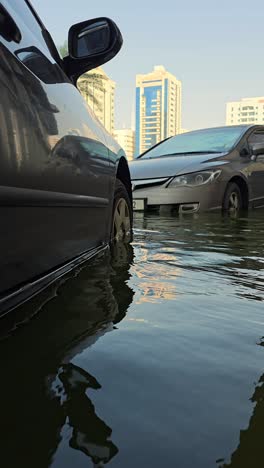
{"left": 32, "top": 0, "right": 264, "bottom": 131}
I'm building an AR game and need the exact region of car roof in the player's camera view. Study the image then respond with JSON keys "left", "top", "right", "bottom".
{"left": 181, "top": 124, "right": 264, "bottom": 133}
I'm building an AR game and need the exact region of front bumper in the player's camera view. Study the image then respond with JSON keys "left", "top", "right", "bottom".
{"left": 132, "top": 180, "right": 224, "bottom": 212}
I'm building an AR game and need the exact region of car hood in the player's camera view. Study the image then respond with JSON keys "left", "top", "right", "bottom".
{"left": 129, "top": 153, "right": 227, "bottom": 180}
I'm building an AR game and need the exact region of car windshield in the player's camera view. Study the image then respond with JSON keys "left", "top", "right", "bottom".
{"left": 139, "top": 126, "right": 246, "bottom": 159}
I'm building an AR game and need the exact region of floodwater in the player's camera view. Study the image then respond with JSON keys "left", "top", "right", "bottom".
{"left": 0, "top": 211, "right": 264, "bottom": 468}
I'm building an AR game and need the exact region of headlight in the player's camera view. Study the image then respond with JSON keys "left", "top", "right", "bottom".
{"left": 168, "top": 170, "right": 221, "bottom": 188}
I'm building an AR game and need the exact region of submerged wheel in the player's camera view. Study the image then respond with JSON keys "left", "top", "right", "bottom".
{"left": 223, "top": 182, "right": 242, "bottom": 213}
{"left": 111, "top": 180, "right": 133, "bottom": 242}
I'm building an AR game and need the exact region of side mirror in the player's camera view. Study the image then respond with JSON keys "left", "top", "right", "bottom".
{"left": 250, "top": 142, "right": 264, "bottom": 161}
{"left": 63, "top": 17, "right": 123, "bottom": 84}
{"left": 69, "top": 19, "right": 111, "bottom": 59}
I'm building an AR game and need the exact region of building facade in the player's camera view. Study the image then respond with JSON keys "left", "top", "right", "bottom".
{"left": 114, "top": 129, "right": 135, "bottom": 161}
{"left": 226, "top": 97, "right": 264, "bottom": 126}
{"left": 78, "top": 67, "right": 115, "bottom": 135}
{"left": 135, "top": 66, "right": 182, "bottom": 155}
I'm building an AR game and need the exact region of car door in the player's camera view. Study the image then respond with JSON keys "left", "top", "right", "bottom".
{"left": 0, "top": 0, "right": 112, "bottom": 295}
{"left": 247, "top": 129, "right": 264, "bottom": 207}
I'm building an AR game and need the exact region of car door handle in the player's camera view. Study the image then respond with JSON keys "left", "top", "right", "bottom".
{"left": 0, "top": 5, "right": 22, "bottom": 44}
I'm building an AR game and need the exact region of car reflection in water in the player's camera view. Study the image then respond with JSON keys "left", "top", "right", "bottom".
{"left": 0, "top": 243, "right": 134, "bottom": 468}
{"left": 54, "top": 363, "right": 118, "bottom": 466}
{"left": 219, "top": 338, "right": 264, "bottom": 468}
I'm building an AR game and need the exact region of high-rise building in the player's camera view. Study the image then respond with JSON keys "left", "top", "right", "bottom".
{"left": 78, "top": 67, "right": 115, "bottom": 135}
{"left": 114, "top": 129, "right": 135, "bottom": 161}
{"left": 226, "top": 97, "right": 264, "bottom": 126}
{"left": 135, "top": 65, "right": 182, "bottom": 155}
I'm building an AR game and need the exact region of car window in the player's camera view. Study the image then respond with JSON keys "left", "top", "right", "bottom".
{"left": 0, "top": 0, "right": 67, "bottom": 84}
{"left": 248, "top": 131, "right": 264, "bottom": 145}
{"left": 139, "top": 126, "right": 247, "bottom": 159}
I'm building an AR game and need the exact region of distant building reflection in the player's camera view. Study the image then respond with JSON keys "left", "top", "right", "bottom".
{"left": 0, "top": 43, "right": 59, "bottom": 172}
{"left": 132, "top": 245, "right": 181, "bottom": 303}
{"left": 0, "top": 243, "right": 134, "bottom": 468}
{"left": 133, "top": 213, "right": 264, "bottom": 303}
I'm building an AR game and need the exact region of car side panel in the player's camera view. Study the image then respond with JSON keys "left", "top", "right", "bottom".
{"left": 0, "top": 3, "right": 118, "bottom": 297}
{"left": 0, "top": 206, "right": 109, "bottom": 297}
{"left": 245, "top": 131, "right": 264, "bottom": 206}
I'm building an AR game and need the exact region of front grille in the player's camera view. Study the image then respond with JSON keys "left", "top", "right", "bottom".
{"left": 132, "top": 177, "right": 170, "bottom": 191}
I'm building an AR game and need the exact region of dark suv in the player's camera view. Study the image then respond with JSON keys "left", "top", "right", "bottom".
{"left": 0, "top": 0, "right": 133, "bottom": 316}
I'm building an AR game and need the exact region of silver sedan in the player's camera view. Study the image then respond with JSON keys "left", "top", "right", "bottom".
{"left": 129, "top": 125, "right": 264, "bottom": 214}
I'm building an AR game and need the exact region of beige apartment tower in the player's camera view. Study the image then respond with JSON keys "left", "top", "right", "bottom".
{"left": 226, "top": 97, "right": 264, "bottom": 126}
{"left": 114, "top": 129, "right": 135, "bottom": 161}
{"left": 78, "top": 67, "right": 115, "bottom": 135}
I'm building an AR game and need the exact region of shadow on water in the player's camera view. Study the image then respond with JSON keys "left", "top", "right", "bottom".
{"left": 0, "top": 242, "right": 134, "bottom": 468}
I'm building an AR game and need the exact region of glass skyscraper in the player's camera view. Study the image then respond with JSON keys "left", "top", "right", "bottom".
{"left": 135, "top": 66, "right": 182, "bottom": 156}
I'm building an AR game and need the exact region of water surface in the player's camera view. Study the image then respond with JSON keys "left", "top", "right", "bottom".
{"left": 0, "top": 211, "right": 264, "bottom": 468}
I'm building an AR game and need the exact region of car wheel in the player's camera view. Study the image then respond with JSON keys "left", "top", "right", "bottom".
{"left": 223, "top": 182, "right": 242, "bottom": 213}
{"left": 111, "top": 179, "right": 133, "bottom": 242}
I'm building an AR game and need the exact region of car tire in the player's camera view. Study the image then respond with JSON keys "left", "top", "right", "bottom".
{"left": 222, "top": 182, "right": 242, "bottom": 213}
{"left": 111, "top": 179, "right": 133, "bottom": 242}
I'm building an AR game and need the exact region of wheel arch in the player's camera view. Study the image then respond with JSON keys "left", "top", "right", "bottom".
{"left": 225, "top": 175, "right": 249, "bottom": 209}
{"left": 116, "top": 156, "right": 132, "bottom": 206}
